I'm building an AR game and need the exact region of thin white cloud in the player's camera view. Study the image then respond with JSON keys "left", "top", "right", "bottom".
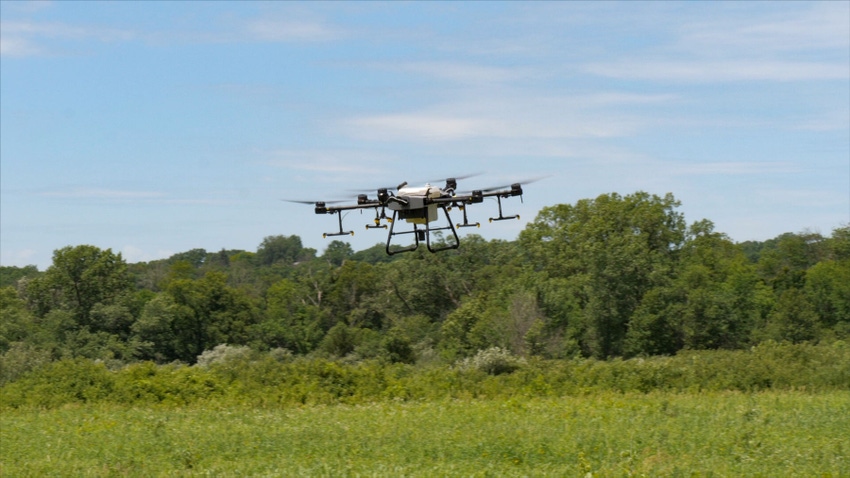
{"left": 795, "top": 109, "right": 850, "bottom": 132}
{"left": 669, "top": 161, "right": 799, "bottom": 176}
{"left": 754, "top": 187, "right": 850, "bottom": 208}
{"left": 41, "top": 188, "right": 165, "bottom": 199}
{"left": 244, "top": 18, "right": 341, "bottom": 42}
{"left": 1, "top": 20, "right": 136, "bottom": 42}
{"left": 0, "top": 12, "right": 341, "bottom": 58}
{"left": 584, "top": 60, "right": 849, "bottom": 82}
{"left": 390, "top": 61, "right": 531, "bottom": 85}
{"left": 0, "top": 35, "right": 41, "bottom": 57}
{"left": 583, "top": 3, "right": 849, "bottom": 83}
{"left": 263, "top": 150, "right": 389, "bottom": 175}
{"left": 340, "top": 92, "right": 670, "bottom": 142}
{"left": 681, "top": 3, "right": 850, "bottom": 54}
{"left": 0, "top": 20, "right": 137, "bottom": 57}
{"left": 345, "top": 114, "right": 488, "bottom": 141}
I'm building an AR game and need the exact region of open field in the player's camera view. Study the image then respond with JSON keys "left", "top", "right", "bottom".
{"left": 2, "top": 391, "right": 848, "bottom": 477}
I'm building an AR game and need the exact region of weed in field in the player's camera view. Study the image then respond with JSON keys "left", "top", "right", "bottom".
{"left": 2, "top": 391, "right": 848, "bottom": 476}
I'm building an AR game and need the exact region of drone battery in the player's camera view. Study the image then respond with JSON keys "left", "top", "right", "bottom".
{"left": 399, "top": 203, "right": 438, "bottom": 224}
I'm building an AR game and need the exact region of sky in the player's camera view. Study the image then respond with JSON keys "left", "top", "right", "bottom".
{"left": 1, "top": 1, "right": 849, "bottom": 270}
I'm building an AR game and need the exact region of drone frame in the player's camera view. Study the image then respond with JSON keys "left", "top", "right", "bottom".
{"left": 304, "top": 179, "right": 526, "bottom": 255}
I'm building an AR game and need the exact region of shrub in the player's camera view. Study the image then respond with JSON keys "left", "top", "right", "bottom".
{"left": 0, "top": 342, "right": 52, "bottom": 385}
{"left": 196, "top": 344, "right": 255, "bottom": 367}
{"left": 0, "top": 358, "right": 114, "bottom": 408}
{"left": 456, "top": 347, "right": 526, "bottom": 375}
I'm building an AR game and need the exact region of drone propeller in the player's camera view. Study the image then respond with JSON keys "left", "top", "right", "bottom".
{"left": 350, "top": 173, "right": 482, "bottom": 195}
{"left": 282, "top": 199, "right": 348, "bottom": 205}
{"left": 478, "top": 175, "right": 549, "bottom": 193}
{"left": 426, "top": 172, "right": 483, "bottom": 184}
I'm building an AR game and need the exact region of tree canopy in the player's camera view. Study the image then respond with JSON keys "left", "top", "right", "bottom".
{"left": 2, "top": 192, "right": 847, "bottom": 382}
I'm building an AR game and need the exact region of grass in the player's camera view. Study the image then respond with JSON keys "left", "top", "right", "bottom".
{"left": 2, "top": 391, "right": 848, "bottom": 477}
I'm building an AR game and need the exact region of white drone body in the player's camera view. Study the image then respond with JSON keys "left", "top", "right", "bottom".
{"left": 287, "top": 175, "right": 537, "bottom": 255}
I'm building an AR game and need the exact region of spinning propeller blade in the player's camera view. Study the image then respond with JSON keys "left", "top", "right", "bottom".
{"left": 282, "top": 199, "right": 347, "bottom": 205}
{"left": 479, "top": 175, "right": 548, "bottom": 192}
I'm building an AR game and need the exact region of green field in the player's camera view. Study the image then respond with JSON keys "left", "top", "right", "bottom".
{"left": 2, "top": 391, "right": 848, "bottom": 477}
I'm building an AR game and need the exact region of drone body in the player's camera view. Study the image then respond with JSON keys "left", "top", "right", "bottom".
{"left": 290, "top": 176, "right": 534, "bottom": 255}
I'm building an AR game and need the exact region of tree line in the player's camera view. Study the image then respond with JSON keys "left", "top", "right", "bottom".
{"left": 1, "top": 191, "right": 848, "bottom": 383}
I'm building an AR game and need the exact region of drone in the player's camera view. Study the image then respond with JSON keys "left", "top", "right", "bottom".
{"left": 286, "top": 175, "right": 538, "bottom": 255}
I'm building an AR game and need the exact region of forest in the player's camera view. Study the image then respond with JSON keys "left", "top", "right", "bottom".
{"left": 1, "top": 191, "right": 849, "bottom": 386}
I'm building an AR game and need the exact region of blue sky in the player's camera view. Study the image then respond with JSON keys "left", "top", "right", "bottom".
{"left": 1, "top": 1, "right": 848, "bottom": 269}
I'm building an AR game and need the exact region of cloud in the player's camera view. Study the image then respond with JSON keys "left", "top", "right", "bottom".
{"left": 680, "top": 3, "right": 850, "bottom": 54}
{"left": 244, "top": 18, "right": 341, "bottom": 42}
{"left": 0, "top": 35, "right": 41, "bottom": 57}
{"left": 0, "top": 20, "right": 137, "bottom": 57}
{"left": 345, "top": 114, "right": 488, "bottom": 141}
{"left": 585, "top": 60, "right": 848, "bottom": 83}
{"left": 340, "top": 92, "right": 669, "bottom": 142}
{"left": 582, "top": 3, "right": 849, "bottom": 83}
{"left": 263, "top": 149, "right": 391, "bottom": 175}
{"left": 0, "top": 12, "right": 341, "bottom": 58}
{"left": 41, "top": 188, "right": 165, "bottom": 199}
{"left": 668, "top": 161, "right": 799, "bottom": 176}
{"left": 389, "top": 61, "right": 531, "bottom": 85}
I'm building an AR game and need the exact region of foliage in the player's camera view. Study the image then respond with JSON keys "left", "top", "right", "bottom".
{"left": 2, "top": 342, "right": 848, "bottom": 409}
{"left": 520, "top": 192, "right": 686, "bottom": 358}
{"left": 456, "top": 346, "right": 526, "bottom": 375}
{"left": 0, "top": 265, "right": 39, "bottom": 288}
{"left": 3, "top": 392, "right": 849, "bottom": 477}
{"left": 195, "top": 343, "right": 256, "bottom": 367}
{"left": 2, "top": 192, "right": 848, "bottom": 373}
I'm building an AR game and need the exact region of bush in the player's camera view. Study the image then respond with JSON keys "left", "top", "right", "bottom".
{"left": 196, "top": 344, "right": 255, "bottom": 367}
{"left": 2, "top": 343, "right": 848, "bottom": 409}
{"left": 0, "top": 358, "right": 115, "bottom": 408}
{"left": 0, "top": 342, "right": 52, "bottom": 385}
{"left": 456, "top": 347, "right": 526, "bottom": 375}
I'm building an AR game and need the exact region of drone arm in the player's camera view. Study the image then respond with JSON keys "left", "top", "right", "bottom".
{"left": 313, "top": 202, "right": 381, "bottom": 238}
{"left": 438, "top": 184, "right": 523, "bottom": 223}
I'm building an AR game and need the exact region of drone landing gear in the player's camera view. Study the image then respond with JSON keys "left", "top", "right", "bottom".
{"left": 488, "top": 194, "right": 520, "bottom": 223}
{"left": 386, "top": 205, "right": 460, "bottom": 255}
{"left": 322, "top": 211, "right": 355, "bottom": 238}
{"left": 455, "top": 204, "right": 480, "bottom": 229}
{"left": 366, "top": 208, "right": 389, "bottom": 230}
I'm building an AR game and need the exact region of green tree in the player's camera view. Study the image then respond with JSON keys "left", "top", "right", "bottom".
{"left": 164, "top": 272, "right": 258, "bottom": 362}
{"left": 257, "top": 235, "right": 307, "bottom": 266}
{"left": 322, "top": 240, "right": 354, "bottom": 267}
{"left": 804, "top": 259, "right": 850, "bottom": 335}
{"left": 0, "top": 265, "right": 39, "bottom": 289}
{"left": 319, "top": 322, "right": 360, "bottom": 357}
{"left": 828, "top": 225, "right": 850, "bottom": 260}
{"left": 0, "top": 287, "right": 39, "bottom": 352}
{"left": 132, "top": 294, "right": 180, "bottom": 362}
{"left": 439, "top": 296, "right": 491, "bottom": 360}
{"left": 761, "top": 288, "right": 820, "bottom": 343}
{"left": 351, "top": 243, "right": 399, "bottom": 264}
{"left": 757, "top": 232, "right": 827, "bottom": 292}
{"left": 325, "top": 261, "right": 382, "bottom": 329}
{"left": 26, "top": 245, "right": 132, "bottom": 330}
{"left": 168, "top": 248, "right": 208, "bottom": 268}
{"left": 520, "top": 192, "right": 686, "bottom": 358}
{"left": 256, "top": 278, "right": 326, "bottom": 354}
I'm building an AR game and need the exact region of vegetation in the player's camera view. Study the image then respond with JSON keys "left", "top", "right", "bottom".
{"left": 1, "top": 191, "right": 849, "bottom": 475}
{"left": 2, "top": 392, "right": 848, "bottom": 476}
{"left": 2, "top": 191, "right": 847, "bottom": 379}
{"left": 0, "top": 341, "right": 847, "bottom": 410}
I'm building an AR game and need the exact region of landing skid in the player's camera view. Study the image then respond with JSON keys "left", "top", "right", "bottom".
{"left": 385, "top": 205, "right": 460, "bottom": 255}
